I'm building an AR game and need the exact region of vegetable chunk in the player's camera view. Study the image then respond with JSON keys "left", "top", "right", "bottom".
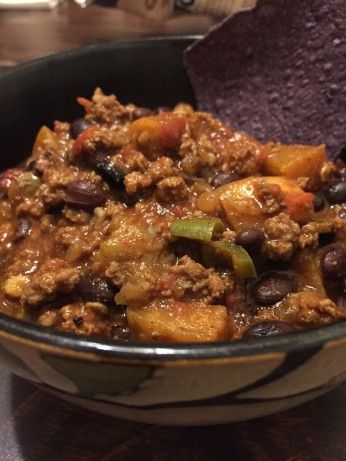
{"left": 127, "top": 300, "right": 230, "bottom": 342}
{"left": 217, "top": 176, "right": 313, "bottom": 229}
{"left": 129, "top": 113, "right": 186, "bottom": 154}
{"left": 263, "top": 144, "right": 327, "bottom": 188}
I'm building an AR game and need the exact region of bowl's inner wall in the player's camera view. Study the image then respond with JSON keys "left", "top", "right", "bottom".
{"left": 0, "top": 38, "right": 195, "bottom": 170}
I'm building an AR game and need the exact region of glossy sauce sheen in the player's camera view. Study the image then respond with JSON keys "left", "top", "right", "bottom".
{"left": 0, "top": 89, "right": 345, "bottom": 343}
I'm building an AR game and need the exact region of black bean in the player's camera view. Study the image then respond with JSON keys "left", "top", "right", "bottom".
{"left": 27, "top": 160, "right": 43, "bottom": 177}
{"left": 65, "top": 180, "right": 105, "bottom": 208}
{"left": 76, "top": 275, "right": 116, "bottom": 304}
{"left": 324, "top": 180, "right": 346, "bottom": 204}
{"left": 251, "top": 272, "right": 294, "bottom": 306}
{"left": 70, "top": 118, "right": 92, "bottom": 139}
{"left": 320, "top": 245, "right": 346, "bottom": 281}
{"left": 211, "top": 172, "right": 240, "bottom": 187}
{"left": 73, "top": 316, "right": 84, "bottom": 327}
{"left": 235, "top": 227, "right": 265, "bottom": 253}
{"left": 312, "top": 192, "right": 325, "bottom": 211}
{"left": 132, "top": 107, "right": 153, "bottom": 120}
{"left": 95, "top": 161, "right": 125, "bottom": 187}
{"left": 318, "top": 231, "right": 335, "bottom": 247}
{"left": 13, "top": 218, "right": 31, "bottom": 242}
{"left": 244, "top": 321, "right": 294, "bottom": 338}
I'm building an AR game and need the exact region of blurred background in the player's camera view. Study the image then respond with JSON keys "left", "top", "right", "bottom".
{"left": 0, "top": 0, "right": 257, "bottom": 70}
{"left": 0, "top": 0, "right": 215, "bottom": 70}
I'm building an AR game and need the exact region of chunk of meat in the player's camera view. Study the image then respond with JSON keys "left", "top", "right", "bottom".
{"left": 170, "top": 256, "right": 231, "bottom": 301}
{"left": 21, "top": 259, "right": 81, "bottom": 306}
{"left": 299, "top": 220, "right": 338, "bottom": 249}
{"left": 83, "top": 88, "right": 133, "bottom": 125}
{"left": 124, "top": 156, "right": 176, "bottom": 195}
{"left": 156, "top": 176, "right": 188, "bottom": 203}
{"left": 127, "top": 299, "right": 230, "bottom": 342}
{"left": 264, "top": 213, "right": 300, "bottom": 261}
{"left": 37, "top": 302, "right": 111, "bottom": 337}
{"left": 82, "top": 126, "right": 128, "bottom": 157}
{"left": 182, "top": 112, "right": 265, "bottom": 177}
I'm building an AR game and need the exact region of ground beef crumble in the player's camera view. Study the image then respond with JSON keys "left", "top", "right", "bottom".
{"left": 21, "top": 259, "right": 81, "bottom": 306}
{"left": 264, "top": 213, "right": 300, "bottom": 260}
{"left": 170, "top": 256, "right": 232, "bottom": 301}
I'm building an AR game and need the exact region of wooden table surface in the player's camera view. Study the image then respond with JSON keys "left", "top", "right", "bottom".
{"left": 0, "top": 2, "right": 213, "bottom": 65}
{"left": 0, "top": 369, "right": 345, "bottom": 461}
{"left": 0, "top": 5, "right": 345, "bottom": 461}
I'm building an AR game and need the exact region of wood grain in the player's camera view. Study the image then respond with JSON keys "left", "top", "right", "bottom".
{"left": 0, "top": 369, "right": 345, "bottom": 461}
{"left": 0, "top": 3, "right": 213, "bottom": 64}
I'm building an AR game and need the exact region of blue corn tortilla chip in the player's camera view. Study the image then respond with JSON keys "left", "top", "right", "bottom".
{"left": 184, "top": 0, "right": 346, "bottom": 158}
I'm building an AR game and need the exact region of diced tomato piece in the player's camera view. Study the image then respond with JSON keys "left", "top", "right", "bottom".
{"left": 73, "top": 125, "right": 97, "bottom": 156}
{"left": 77, "top": 97, "right": 92, "bottom": 112}
{"left": 284, "top": 190, "right": 314, "bottom": 222}
{"left": 158, "top": 113, "right": 186, "bottom": 149}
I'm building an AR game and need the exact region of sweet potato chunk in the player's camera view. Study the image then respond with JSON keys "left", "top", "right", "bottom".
{"left": 31, "top": 126, "right": 58, "bottom": 159}
{"left": 127, "top": 299, "right": 230, "bottom": 342}
{"left": 263, "top": 144, "right": 326, "bottom": 188}
{"left": 129, "top": 113, "right": 185, "bottom": 155}
{"left": 217, "top": 176, "right": 313, "bottom": 230}
{"left": 99, "top": 217, "right": 164, "bottom": 262}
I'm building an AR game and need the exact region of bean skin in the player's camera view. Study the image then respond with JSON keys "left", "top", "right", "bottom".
{"left": 76, "top": 275, "right": 116, "bottom": 304}
{"left": 95, "top": 161, "right": 125, "bottom": 188}
{"left": 13, "top": 218, "right": 31, "bottom": 242}
{"left": 244, "top": 321, "right": 294, "bottom": 338}
{"left": 320, "top": 245, "right": 346, "bottom": 280}
{"left": 251, "top": 272, "right": 294, "bottom": 306}
{"left": 70, "top": 118, "right": 92, "bottom": 139}
{"left": 65, "top": 180, "right": 105, "bottom": 208}
{"left": 324, "top": 180, "right": 346, "bottom": 204}
{"left": 312, "top": 192, "right": 325, "bottom": 211}
{"left": 235, "top": 228, "right": 265, "bottom": 253}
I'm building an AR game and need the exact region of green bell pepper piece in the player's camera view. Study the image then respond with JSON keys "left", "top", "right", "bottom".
{"left": 170, "top": 218, "right": 225, "bottom": 241}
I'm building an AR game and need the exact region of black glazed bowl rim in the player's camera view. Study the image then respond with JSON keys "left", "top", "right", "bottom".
{"left": 0, "top": 37, "right": 345, "bottom": 362}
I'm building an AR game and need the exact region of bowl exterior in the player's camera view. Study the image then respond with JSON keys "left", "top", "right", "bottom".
{"left": 0, "top": 331, "right": 345, "bottom": 425}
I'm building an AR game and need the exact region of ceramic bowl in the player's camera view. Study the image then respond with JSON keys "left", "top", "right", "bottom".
{"left": 0, "top": 38, "right": 345, "bottom": 425}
